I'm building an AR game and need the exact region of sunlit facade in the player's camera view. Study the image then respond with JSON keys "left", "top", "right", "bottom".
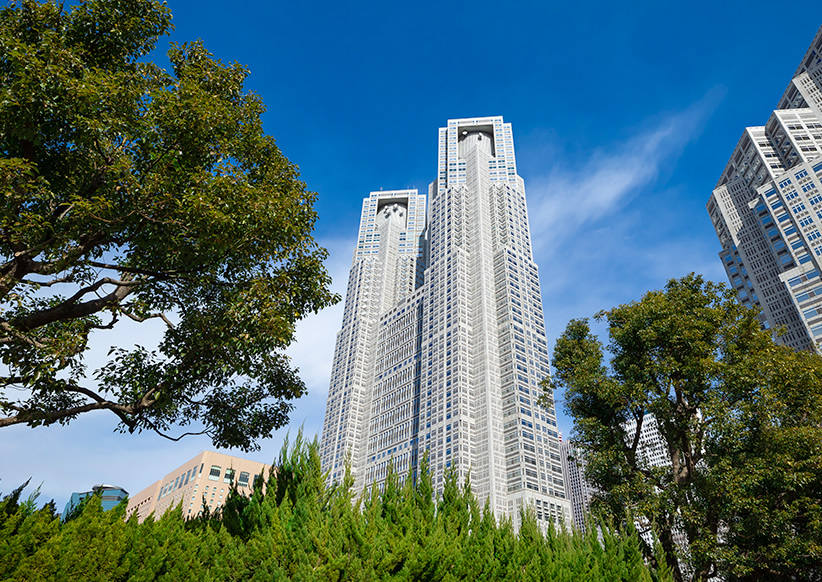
{"left": 320, "top": 116, "right": 570, "bottom": 528}
{"left": 125, "top": 451, "right": 269, "bottom": 522}
{"left": 708, "top": 26, "right": 822, "bottom": 351}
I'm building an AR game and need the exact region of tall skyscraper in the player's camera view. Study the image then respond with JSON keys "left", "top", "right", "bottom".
{"left": 560, "top": 439, "right": 596, "bottom": 533}
{"left": 562, "top": 415, "right": 669, "bottom": 533}
{"left": 708, "top": 26, "right": 822, "bottom": 351}
{"left": 321, "top": 116, "right": 571, "bottom": 528}
{"left": 563, "top": 414, "right": 689, "bottom": 561}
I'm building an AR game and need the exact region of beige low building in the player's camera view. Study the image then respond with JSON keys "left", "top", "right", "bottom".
{"left": 126, "top": 451, "right": 270, "bottom": 522}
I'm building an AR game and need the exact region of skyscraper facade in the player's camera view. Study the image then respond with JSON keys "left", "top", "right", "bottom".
{"left": 708, "top": 26, "right": 822, "bottom": 350}
{"left": 320, "top": 188, "right": 427, "bottom": 492}
{"left": 562, "top": 415, "right": 669, "bottom": 533}
{"left": 560, "top": 439, "right": 596, "bottom": 533}
{"left": 562, "top": 414, "right": 689, "bottom": 561}
{"left": 320, "top": 116, "right": 571, "bottom": 528}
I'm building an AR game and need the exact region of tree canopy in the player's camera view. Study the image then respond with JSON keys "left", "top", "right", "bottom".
{"left": 550, "top": 274, "right": 822, "bottom": 582}
{"left": 0, "top": 0, "right": 338, "bottom": 449}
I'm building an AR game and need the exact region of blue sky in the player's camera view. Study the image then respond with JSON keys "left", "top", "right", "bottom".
{"left": 3, "top": 0, "right": 821, "bottom": 509}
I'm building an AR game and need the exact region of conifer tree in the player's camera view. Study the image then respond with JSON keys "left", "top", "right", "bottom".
{"left": 0, "top": 436, "right": 671, "bottom": 581}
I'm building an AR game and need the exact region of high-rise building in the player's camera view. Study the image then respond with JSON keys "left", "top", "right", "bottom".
{"left": 560, "top": 439, "right": 596, "bottom": 533}
{"left": 320, "top": 188, "right": 427, "bottom": 494}
{"left": 707, "top": 26, "right": 822, "bottom": 350}
{"left": 320, "top": 116, "right": 571, "bottom": 528}
{"left": 62, "top": 484, "right": 128, "bottom": 520}
{"left": 563, "top": 415, "right": 669, "bottom": 533}
{"left": 622, "top": 415, "right": 691, "bottom": 562}
{"left": 563, "top": 414, "right": 686, "bottom": 559}
{"left": 126, "top": 451, "right": 269, "bottom": 522}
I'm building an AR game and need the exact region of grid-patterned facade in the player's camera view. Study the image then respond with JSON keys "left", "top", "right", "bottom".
{"left": 321, "top": 190, "right": 427, "bottom": 489}
{"left": 561, "top": 440, "right": 596, "bottom": 533}
{"left": 320, "top": 116, "right": 570, "bottom": 528}
{"left": 708, "top": 26, "right": 822, "bottom": 350}
{"left": 125, "top": 451, "right": 269, "bottom": 522}
{"left": 563, "top": 415, "right": 674, "bottom": 540}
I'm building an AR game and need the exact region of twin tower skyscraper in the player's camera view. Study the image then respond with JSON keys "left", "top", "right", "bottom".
{"left": 320, "top": 116, "right": 571, "bottom": 527}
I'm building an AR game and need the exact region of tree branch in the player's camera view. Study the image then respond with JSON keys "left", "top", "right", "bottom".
{"left": 143, "top": 417, "right": 210, "bottom": 442}
{"left": 18, "top": 274, "right": 75, "bottom": 287}
{"left": 90, "top": 311, "right": 119, "bottom": 330}
{"left": 0, "top": 322, "right": 48, "bottom": 349}
{"left": 0, "top": 400, "right": 128, "bottom": 429}
{"left": 85, "top": 260, "right": 206, "bottom": 279}
{"left": 119, "top": 308, "right": 175, "bottom": 329}
{"left": 65, "top": 384, "right": 135, "bottom": 427}
{"left": 11, "top": 277, "right": 140, "bottom": 332}
{"left": 0, "top": 231, "right": 115, "bottom": 300}
{"left": 0, "top": 381, "right": 165, "bottom": 431}
{"left": 0, "top": 376, "right": 25, "bottom": 385}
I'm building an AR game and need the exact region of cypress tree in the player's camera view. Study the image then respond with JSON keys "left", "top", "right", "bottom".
{"left": 0, "top": 436, "right": 670, "bottom": 581}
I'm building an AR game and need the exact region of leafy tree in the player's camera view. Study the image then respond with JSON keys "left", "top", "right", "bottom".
{"left": 550, "top": 273, "right": 822, "bottom": 581}
{"left": 0, "top": 0, "right": 338, "bottom": 449}
{"left": 706, "top": 338, "right": 822, "bottom": 581}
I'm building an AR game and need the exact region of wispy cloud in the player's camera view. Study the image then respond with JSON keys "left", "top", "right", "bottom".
{"left": 528, "top": 88, "right": 726, "bottom": 254}
{"left": 524, "top": 88, "right": 728, "bottom": 432}
{"left": 1, "top": 238, "right": 354, "bottom": 509}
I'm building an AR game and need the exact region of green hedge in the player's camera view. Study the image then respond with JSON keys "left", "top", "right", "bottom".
{"left": 0, "top": 435, "right": 669, "bottom": 581}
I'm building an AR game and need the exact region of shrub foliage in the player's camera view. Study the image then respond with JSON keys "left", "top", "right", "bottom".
{"left": 0, "top": 436, "right": 668, "bottom": 581}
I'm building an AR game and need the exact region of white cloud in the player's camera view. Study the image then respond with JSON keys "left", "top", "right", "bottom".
{"left": 1, "top": 237, "right": 354, "bottom": 510}
{"left": 277, "top": 237, "right": 352, "bottom": 437}
{"left": 521, "top": 90, "right": 729, "bottom": 437}
{"left": 285, "top": 238, "right": 352, "bottom": 394}
{"left": 528, "top": 89, "right": 725, "bottom": 254}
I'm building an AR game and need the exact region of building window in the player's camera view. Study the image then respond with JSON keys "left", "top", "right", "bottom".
{"left": 224, "top": 469, "right": 236, "bottom": 484}
{"left": 208, "top": 465, "right": 221, "bottom": 481}
{"left": 238, "top": 472, "right": 251, "bottom": 488}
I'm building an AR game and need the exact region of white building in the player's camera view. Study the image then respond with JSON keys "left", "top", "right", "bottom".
{"left": 621, "top": 414, "right": 670, "bottom": 469}
{"left": 320, "top": 116, "right": 571, "bottom": 528}
{"left": 564, "top": 415, "right": 693, "bottom": 578}
{"left": 708, "top": 26, "right": 822, "bottom": 351}
{"left": 564, "top": 414, "right": 670, "bottom": 535}
{"left": 560, "top": 439, "right": 597, "bottom": 533}
{"left": 320, "top": 188, "right": 427, "bottom": 492}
